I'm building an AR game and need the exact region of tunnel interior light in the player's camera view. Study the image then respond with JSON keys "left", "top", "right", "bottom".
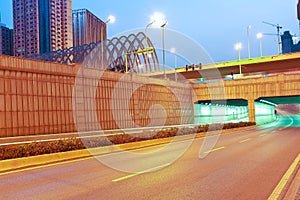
{"left": 201, "top": 107, "right": 211, "bottom": 115}
{"left": 260, "top": 99, "right": 278, "bottom": 106}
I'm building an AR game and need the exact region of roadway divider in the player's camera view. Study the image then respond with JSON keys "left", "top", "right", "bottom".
{"left": 0, "top": 122, "right": 255, "bottom": 146}
{"left": 0, "top": 125, "right": 256, "bottom": 174}
{"left": 0, "top": 124, "right": 206, "bottom": 146}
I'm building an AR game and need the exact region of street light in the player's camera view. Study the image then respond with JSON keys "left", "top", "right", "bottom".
{"left": 144, "top": 19, "right": 157, "bottom": 72}
{"left": 106, "top": 15, "right": 116, "bottom": 24}
{"left": 147, "top": 12, "right": 167, "bottom": 79}
{"left": 170, "top": 47, "right": 177, "bottom": 81}
{"left": 146, "top": 12, "right": 166, "bottom": 47}
{"left": 101, "top": 15, "right": 116, "bottom": 68}
{"left": 256, "top": 33, "right": 263, "bottom": 57}
{"left": 101, "top": 15, "right": 116, "bottom": 43}
{"left": 235, "top": 42, "right": 242, "bottom": 74}
{"left": 150, "top": 12, "right": 166, "bottom": 28}
{"left": 145, "top": 20, "right": 156, "bottom": 47}
{"left": 247, "top": 25, "right": 251, "bottom": 59}
{"left": 161, "top": 21, "right": 168, "bottom": 79}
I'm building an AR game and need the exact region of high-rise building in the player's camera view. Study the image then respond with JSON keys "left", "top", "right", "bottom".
{"left": 46, "top": 0, "right": 73, "bottom": 53}
{"left": 13, "top": 0, "right": 40, "bottom": 56}
{"left": 280, "top": 31, "right": 300, "bottom": 54}
{"left": 13, "top": 0, "right": 73, "bottom": 57}
{"left": 0, "top": 23, "right": 14, "bottom": 56}
{"left": 72, "top": 9, "right": 106, "bottom": 47}
{"left": 281, "top": 31, "right": 293, "bottom": 54}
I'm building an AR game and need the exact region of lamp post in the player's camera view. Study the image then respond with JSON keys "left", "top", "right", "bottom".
{"left": 161, "top": 21, "right": 167, "bottom": 79}
{"left": 145, "top": 20, "right": 155, "bottom": 47}
{"left": 144, "top": 20, "right": 156, "bottom": 71}
{"left": 256, "top": 33, "right": 263, "bottom": 57}
{"left": 170, "top": 47, "right": 177, "bottom": 81}
{"left": 235, "top": 42, "right": 242, "bottom": 74}
{"left": 101, "top": 15, "right": 116, "bottom": 68}
{"left": 247, "top": 25, "right": 251, "bottom": 59}
{"left": 148, "top": 12, "right": 167, "bottom": 78}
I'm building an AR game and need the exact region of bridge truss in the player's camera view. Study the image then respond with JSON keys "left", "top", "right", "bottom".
{"left": 26, "top": 32, "right": 160, "bottom": 73}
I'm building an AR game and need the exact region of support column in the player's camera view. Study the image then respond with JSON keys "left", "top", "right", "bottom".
{"left": 247, "top": 99, "right": 256, "bottom": 123}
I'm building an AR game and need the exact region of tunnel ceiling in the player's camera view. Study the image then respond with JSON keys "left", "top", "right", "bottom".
{"left": 257, "top": 96, "right": 300, "bottom": 105}
{"left": 196, "top": 99, "right": 248, "bottom": 106}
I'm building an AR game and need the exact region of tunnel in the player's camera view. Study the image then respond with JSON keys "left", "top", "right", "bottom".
{"left": 256, "top": 95, "right": 300, "bottom": 125}
{"left": 194, "top": 99, "right": 248, "bottom": 125}
{"left": 193, "top": 98, "right": 299, "bottom": 125}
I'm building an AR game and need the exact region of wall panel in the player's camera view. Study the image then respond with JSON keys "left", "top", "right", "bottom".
{"left": 0, "top": 55, "right": 196, "bottom": 137}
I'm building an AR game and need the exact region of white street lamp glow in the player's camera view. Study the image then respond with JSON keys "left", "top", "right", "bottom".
{"left": 106, "top": 15, "right": 116, "bottom": 24}
{"left": 235, "top": 42, "right": 242, "bottom": 51}
{"left": 150, "top": 12, "right": 166, "bottom": 28}
{"left": 170, "top": 47, "right": 176, "bottom": 53}
{"left": 256, "top": 33, "right": 263, "bottom": 39}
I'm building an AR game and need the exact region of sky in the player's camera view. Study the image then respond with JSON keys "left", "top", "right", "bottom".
{"left": 0, "top": 0, "right": 299, "bottom": 63}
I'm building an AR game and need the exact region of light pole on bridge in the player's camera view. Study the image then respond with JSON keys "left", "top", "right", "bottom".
{"left": 235, "top": 42, "right": 242, "bottom": 75}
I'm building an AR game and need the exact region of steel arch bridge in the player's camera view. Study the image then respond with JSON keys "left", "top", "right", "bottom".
{"left": 27, "top": 32, "right": 160, "bottom": 73}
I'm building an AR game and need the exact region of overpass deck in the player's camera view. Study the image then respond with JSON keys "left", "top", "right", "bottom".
{"left": 142, "top": 52, "right": 300, "bottom": 81}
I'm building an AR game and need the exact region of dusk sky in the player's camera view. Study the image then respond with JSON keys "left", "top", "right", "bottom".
{"left": 0, "top": 0, "right": 299, "bottom": 62}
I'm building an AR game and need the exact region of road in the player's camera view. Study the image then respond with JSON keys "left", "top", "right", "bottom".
{"left": 0, "top": 115, "right": 299, "bottom": 200}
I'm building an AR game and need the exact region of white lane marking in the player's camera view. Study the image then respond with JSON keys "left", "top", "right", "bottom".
{"left": 239, "top": 138, "right": 252, "bottom": 143}
{"left": 112, "top": 163, "right": 171, "bottom": 182}
{"left": 203, "top": 146, "right": 226, "bottom": 154}
{"left": 259, "top": 134, "right": 268, "bottom": 137}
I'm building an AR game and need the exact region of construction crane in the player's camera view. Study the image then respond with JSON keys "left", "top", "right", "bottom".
{"left": 262, "top": 21, "right": 283, "bottom": 55}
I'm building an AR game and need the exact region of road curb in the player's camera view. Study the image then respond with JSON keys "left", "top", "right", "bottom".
{"left": 0, "top": 126, "right": 256, "bottom": 174}
{"left": 268, "top": 153, "right": 300, "bottom": 200}
{"left": 283, "top": 163, "right": 300, "bottom": 200}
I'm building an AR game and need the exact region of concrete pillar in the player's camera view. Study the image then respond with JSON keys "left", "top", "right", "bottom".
{"left": 248, "top": 99, "right": 256, "bottom": 123}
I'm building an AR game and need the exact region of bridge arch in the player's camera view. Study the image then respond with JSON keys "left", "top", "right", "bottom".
{"left": 26, "top": 32, "right": 160, "bottom": 74}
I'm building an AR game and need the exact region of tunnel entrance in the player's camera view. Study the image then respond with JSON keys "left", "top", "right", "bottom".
{"left": 194, "top": 97, "right": 299, "bottom": 126}
{"left": 194, "top": 99, "right": 248, "bottom": 125}
{"left": 256, "top": 95, "right": 300, "bottom": 124}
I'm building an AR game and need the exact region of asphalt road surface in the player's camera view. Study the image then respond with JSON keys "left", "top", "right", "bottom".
{"left": 0, "top": 115, "right": 299, "bottom": 200}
